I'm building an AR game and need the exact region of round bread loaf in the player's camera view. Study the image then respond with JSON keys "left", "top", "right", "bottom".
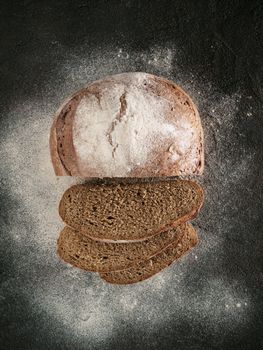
{"left": 50, "top": 72, "right": 204, "bottom": 177}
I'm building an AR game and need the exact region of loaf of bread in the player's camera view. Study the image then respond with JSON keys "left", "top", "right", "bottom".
{"left": 59, "top": 180, "right": 204, "bottom": 241}
{"left": 100, "top": 224, "right": 198, "bottom": 284}
{"left": 50, "top": 72, "right": 204, "bottom": 177}
{"left": 57, "top": 224, "right": 187, "bottom": 272}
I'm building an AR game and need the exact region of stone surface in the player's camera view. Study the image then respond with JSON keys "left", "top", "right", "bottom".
{"left": 0, "top": 1, "right": 263, "bottom": 349}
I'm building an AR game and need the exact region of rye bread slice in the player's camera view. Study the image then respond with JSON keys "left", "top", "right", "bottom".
{"left": 100, "top": 224, "right": 198, "bottom": 284}
{"left": 57, "top": 224, "right": 186, "bottom": 273}
{"left": 59, "top": 180, "right": 204, "bottom": 241}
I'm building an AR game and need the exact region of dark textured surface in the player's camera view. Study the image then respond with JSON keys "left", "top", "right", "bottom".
{"left": 0, "top": 1, "right": 263, "bottom": 349}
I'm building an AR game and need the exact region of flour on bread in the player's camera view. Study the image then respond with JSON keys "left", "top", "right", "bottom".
{"left": 72, "top": 73, "right": 198, "bottom": 177}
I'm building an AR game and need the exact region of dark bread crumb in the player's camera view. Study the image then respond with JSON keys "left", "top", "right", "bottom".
{"left": 57, "top": 224, "right": 186, "bottom": 272}
{"left": 99, "top": 224, "right": 198, "bottom": 284}
{"left": 59, "top": 179, "right": 204, "bottom": 241}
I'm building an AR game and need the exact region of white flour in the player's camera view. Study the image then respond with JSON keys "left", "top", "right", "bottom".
{"left": 72, "top": 72, "right": 198, "bottom": 176}
{"left": 0, "top": 43, "right": 254, "bottom": 347}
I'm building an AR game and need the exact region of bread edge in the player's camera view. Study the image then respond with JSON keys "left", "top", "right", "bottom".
{"left": 99, "top": 224, "right": 198, "bottom": 284}
{"left": 56, "top": 223, "right": 186, "bottom": 273}
{"left": 50, "top": 115, "right": 69, "bottom": 175}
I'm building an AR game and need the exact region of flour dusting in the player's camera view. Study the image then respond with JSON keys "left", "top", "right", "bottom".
{"left": 73, "top": 73, "right": 174, "bottom": 176}
{"left": 70, "top": 71, "right": 202, "bottom": 177}
{"left": 0, "top": 43, "right": 256, "bottom": 348}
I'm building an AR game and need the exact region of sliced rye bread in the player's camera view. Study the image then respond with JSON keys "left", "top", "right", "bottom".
{"left": 57, "top": 224, "right": 186, "bottom": 273}
{"left": 59, "top": 179, "right": 204, "bottom": 241}
{"left": 100, "top": 224, "right": 198, "bottom": 284}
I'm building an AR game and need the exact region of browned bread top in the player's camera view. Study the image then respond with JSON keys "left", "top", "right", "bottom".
{"left": 50, "top": 72, "right": 204, "bottom": 178}
{"left": 59, "top": 180, "right": 204, "bottom": 241}
{"left": 57, "top": 224, "right": 186, "bottom": 273}
{"left": 100, "top": 224, "right": 198, "bottom": 284}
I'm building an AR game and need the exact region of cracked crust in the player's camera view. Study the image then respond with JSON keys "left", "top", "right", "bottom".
{"left": 50, "top": 72, "right": 204, "bottom": 177}
{"left": 106, "top": 91, "right": 127, "bottom": 158}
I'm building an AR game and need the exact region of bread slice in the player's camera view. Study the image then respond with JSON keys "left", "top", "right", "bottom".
{"left": 50, "top": 72, "right": 204, "bottom": 178}
{"left": 100, "top": 224, "right": 198, "bottom": 284}
{"left": 57, "top": 224, "right": 186, "bottom": 273}
{"left": 59, "top": 180, "right": 204, "bottom": 241}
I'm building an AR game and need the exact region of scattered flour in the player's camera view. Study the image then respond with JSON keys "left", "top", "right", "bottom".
{"left": 0, "top": 43, "right": 255, "bottom": 347}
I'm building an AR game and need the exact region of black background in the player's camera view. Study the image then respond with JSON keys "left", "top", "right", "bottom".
{"left": 1, "top": 1, "right": 263, "bottom": 349}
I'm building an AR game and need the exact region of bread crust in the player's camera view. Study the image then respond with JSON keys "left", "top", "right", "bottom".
{"left": 50, "top": 115, "right": 68, "bottom": 175}
{"left": 50, "top": 72, "right": 204, "bottom": 177}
